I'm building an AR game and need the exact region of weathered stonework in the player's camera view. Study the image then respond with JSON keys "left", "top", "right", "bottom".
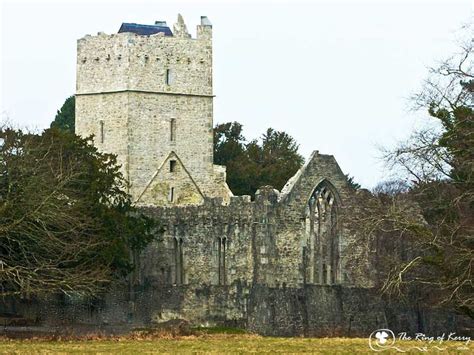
{"left": 136, "top": 150, "right": 373, "bottom": 290}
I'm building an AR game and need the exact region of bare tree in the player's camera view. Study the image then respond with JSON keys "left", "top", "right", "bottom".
{"left": 356, "top": 33, "right": 473, "bottom": 318}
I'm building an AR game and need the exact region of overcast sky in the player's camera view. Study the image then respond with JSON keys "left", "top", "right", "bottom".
{"left": 1, "top": 0, "right": 471, "bottom": 188}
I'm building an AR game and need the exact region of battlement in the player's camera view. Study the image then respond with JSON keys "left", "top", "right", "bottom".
{"left": 76, "top": 14, "right": 213, "bottom": 96}
{"left": 79, "top": 14, "right": 211, "bottom": 41}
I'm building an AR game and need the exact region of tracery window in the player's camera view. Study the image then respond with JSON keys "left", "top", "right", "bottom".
{"left": 305, "top": 181, "right": 340, "bottom": 284}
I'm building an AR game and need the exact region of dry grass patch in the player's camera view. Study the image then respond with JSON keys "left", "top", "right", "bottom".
{"left": 0, "top": 335, "right": 471, "bottom": 354}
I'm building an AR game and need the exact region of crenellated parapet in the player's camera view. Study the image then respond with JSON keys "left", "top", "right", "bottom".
{"left": 76, "top": 14, "right": 213, "bottom": 96}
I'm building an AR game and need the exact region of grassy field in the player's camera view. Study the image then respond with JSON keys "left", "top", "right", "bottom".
{"left": 0, "top": 335, "right": 471, "bottom": 354}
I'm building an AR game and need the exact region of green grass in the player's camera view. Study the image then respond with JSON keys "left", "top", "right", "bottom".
{"left": 0, "top": 336, "right": 471, "bottom": 354}
{"left": 191, "top": 326, "right": 248, "bottom": 334}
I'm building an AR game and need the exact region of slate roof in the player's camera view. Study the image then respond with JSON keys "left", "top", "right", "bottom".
{"left": 118, "top": 23, "right": 173, "bottom": 36}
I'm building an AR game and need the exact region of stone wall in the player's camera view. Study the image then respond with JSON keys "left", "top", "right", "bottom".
{"left": 75, "top": 93, "right": 130, "bottom": 181}
{"left": 137, "top": 151, "right": 371, "bottom": 290}
{"left": 2, "top": 284, "right": 469, "bottom": 337}
{"left": 126, "top": 92, "right": 214, "bottom": 202}
{"left": 76, "top": 30, "right": 212, "bottom": 96}
{"left": 139, "top": 197, "right": 255, "bottom": 287}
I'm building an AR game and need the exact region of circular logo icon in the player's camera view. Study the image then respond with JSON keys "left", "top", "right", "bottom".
{"left": 369, "top": 329, "right": 396, "bottom": 351}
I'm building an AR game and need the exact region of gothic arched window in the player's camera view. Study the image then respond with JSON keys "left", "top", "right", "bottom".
{"left": 304, "top": 181, "right": 340, "bottom": 284}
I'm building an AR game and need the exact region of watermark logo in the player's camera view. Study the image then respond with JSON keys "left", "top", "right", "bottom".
{"left": 375, "top": 330, "right": 390, "bottom": 344}
{"left": 369, "top": 329, "right": 471, "bottom": 352}
{"left": 369, "top": 329, "right": 396, "bottom": 351}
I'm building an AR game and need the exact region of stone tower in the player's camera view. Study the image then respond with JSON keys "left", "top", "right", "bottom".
{"left": 75, "top": 15, "right": 231, "bottom": 206}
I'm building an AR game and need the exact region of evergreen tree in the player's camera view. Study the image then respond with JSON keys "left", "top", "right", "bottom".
{"left": 0, "top": 127, "right": 157, "bottom": 296}
{"left": 51, "top": 95, "right": 75, "bottom": 133}
{"left": 213, "top": 123, "right": 304, "bottom": 198}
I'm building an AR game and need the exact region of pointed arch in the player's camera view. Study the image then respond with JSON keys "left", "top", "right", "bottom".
{"left": 305, "top": 179, "right": 342, "bottom": 210}
{"left": 304, "top": 179, "right": 341, "bottom": 285}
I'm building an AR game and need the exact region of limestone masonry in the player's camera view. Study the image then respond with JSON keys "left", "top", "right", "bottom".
{"left": 67, "top": 15, "right": 468, "bottom": 335}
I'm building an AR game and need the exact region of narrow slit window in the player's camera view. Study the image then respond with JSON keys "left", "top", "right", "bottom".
{"left": 170, "top": 160, "right": 177, "bottom": 172}
{"left": 174, "top": 238, "right": 184, "bottom": 284}
{"left": 178, "top": 238, "right": 184, "bottom": 284}
{"left": 99, "top": 120, "right": 104, "bottom": 143}
{"left": 217, "top": 237, "right": 227, "bottom": 285}
{"left": 166, "top": 69, "right": 172, "bottom": 85}
{"left": 170, "top": 118, "right": 176, "bottom": 142}
{"left": 169, "top": 187, "right": 174, "bottom": 202}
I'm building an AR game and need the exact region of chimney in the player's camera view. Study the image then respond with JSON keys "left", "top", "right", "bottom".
{"left": 155, "top": 21, "right": 167, "bottom": 27}
{"left": 200, "top": 16, "right": 212, "bottom": 27}
{"left": 197, "top": 16, "right": 212, "bottom": 40}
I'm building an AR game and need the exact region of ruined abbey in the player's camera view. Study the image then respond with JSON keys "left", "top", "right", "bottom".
{"left": 75, "top": 14, "right": 361, "bottom": 287}
{"left": 41, "top": 14, "right": 462, "bottom": 336}
{"left": 76, "top": 17, "right": 367, "bottom": 286}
